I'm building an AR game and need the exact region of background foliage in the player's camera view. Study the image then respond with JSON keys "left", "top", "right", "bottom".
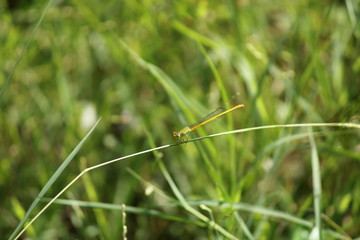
{"left": 1, "top": 0, "right": 359, "bottom": 239}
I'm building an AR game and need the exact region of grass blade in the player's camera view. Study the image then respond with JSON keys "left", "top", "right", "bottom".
{"left": 0, "top": 0, "right": 54, "bottom": 98}
{"left": 9, "top": 117, "right": 102, "bottom": 240}
{"left": 308, "top": 127, "right": 322, "bottom": 240}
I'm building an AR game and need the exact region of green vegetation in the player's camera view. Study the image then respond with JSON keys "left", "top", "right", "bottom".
{"left": 1, "top": 0, "right": 359, "bottom": 239}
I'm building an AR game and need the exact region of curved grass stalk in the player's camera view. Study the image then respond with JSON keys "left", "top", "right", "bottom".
{"left": 13, "top": 122, "right": 359, "bottom": 240}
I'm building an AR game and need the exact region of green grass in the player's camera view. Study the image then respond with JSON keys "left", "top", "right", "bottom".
{"left": 1, "top": 0, "right": 360, "bottom": 239}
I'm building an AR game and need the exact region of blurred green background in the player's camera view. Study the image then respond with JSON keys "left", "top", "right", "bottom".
{"left": 1, "top": 0, "right": 360, "bottom": 239}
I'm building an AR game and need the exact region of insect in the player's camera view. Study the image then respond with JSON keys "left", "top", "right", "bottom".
{"left": 173, "top": 104, "right": 245, "bottom": 142}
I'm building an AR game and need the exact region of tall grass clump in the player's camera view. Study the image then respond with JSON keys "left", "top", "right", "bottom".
{"left": 1, "top": 0, "right": 359, "bottom": 239}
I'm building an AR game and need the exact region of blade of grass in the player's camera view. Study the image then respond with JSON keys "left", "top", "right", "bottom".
{"left": 345, "top": 0, "right": 357, "bottom": 29}
{"left": 172, "top": 20, "right": 218, "bottom": 48}
{"left": 308, "top": 127, "right": 322, "bottom": 240}
{"left": 47, "top": 198, "right": 205, "bottom": 226}
{"left": 80, "top": 158, "right": 110, "bottom": 239}
{"left": 128, "top": 165, "right": 249, "bottom": 239}
{"left": 10, "top": 198, "right": 36, "bottom": 238}
{"left": 321, "top": 214, "right": 352, "bottom": 240}
{"left": 188, "top": 199, "right": 312, "bottom": 228}
{"left": 157, "top": 159, "right": 239, "bottom": 240}
{"left": 11, "top": 122, "right": 358, "bottom": 239}
{"left": 117, "top": 38, "right": 214, "bottom": 143}
{"left": 117, "top": 39, "right": 191, "bottom": 113}
{"left": 48, "top": 197, "right": 347, "bottom": 240}
{"left": 189, "top": 200, "right": 347, "bottom": 240}
{"left": 10, "top": 117, "right": 102, "bottom": 240}
{"left": 0, "top": 0, "right": 54, "bottom": 98}
{"left": 247, "top": 131, "right": 322, "bottom": 179}
{"left": 234, "top": 211, "right": 255, "bottom": 240}
{"left": 144, "top": 124, "right": 239, "bottom": 240}
{"left": 187, "top": 123, "right": 359, "bottom": 143}
{"left": 199, "top": 204, "right": 220, "bottom": 239}
{"left": 12, "top": 143, "right": 174, "bottom": 240}
{"left": 197, "top": 42, "right": 239, "bottom": 201}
